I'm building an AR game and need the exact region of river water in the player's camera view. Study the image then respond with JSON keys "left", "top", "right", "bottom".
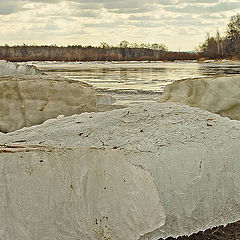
{"left": 31, "top": 61, "right": 240, "bottom": 104}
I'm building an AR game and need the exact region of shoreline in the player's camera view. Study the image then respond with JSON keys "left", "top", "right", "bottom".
{"left": 14, "top": 58, "right": 240, "bottom": 65}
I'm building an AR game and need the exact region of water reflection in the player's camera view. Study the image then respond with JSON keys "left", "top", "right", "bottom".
{"left": 199, "top": 64, "right": 240, "bottom": 76}
{"left": 33, "top": 61, "right": 240, "bottom": 93}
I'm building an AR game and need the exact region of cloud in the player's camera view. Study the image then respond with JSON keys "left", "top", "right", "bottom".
{"left": 0, "top": 0, "right": 239, "bottom": 50}
{"left": 0, "top": 0, "right": 61, "bottom": 15}
{"left": 72, "top": 2, "right": 101, "bottom": 9}
{"left": 178, "top": 0, "right": 220, "bottom": 3}
{"left": 128, "top": 15, "right": 160, "bottom": 21}
{"left": 109, "top": 7, "right": 153, "bottom": 14}
{"left": 165, "top": 1, "right": 240, "bottom": 14}
{"left": 26, "top": 0, "right": 61, "bottom": 2}
{"left": 75, "top": 10, "right": 99, "bottom": 18}
{"left": 0, "top": 0, "right": 23, "bottom": 15}
{"left": 84, "top": 22, "right": 122, "bottom": 28}
{"left": 154, "top": 0, "right": 178, "bottom": 5}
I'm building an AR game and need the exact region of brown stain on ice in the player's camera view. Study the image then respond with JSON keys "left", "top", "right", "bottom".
{"left": 0, "top": 144, "right": 54, "bottom": 153}
{"left": 94, "top": 216, "right": 116, "bottom": 240}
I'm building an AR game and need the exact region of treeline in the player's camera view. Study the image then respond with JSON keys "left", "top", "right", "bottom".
{"left": 0, "top": 41, "right": 199, "bottom": 62}
{"left": 199, "top": 13, "right": 240, "bottom": 59}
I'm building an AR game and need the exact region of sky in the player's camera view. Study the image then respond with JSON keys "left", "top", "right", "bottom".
{"left": 0, "top": 0, "right": 240, "bottom": 51}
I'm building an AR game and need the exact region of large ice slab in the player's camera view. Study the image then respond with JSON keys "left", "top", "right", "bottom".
{"left": 0, "top": 60, "right": 42, "bottom": 75}
{"left": 0, "top": 76, "right": 96, "bottom": 133}
{"left": 2, "top": 102, "right": 240, "bottom": 239}
{"left": 0, "top": 145, "right": 165, "bottom": 240}
{"left": 160, "top": 76, "right": 240, "bottom": 120}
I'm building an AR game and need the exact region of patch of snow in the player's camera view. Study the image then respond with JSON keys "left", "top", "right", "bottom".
{"left": 0, "top": 60, "right": 42, "bottom": 76}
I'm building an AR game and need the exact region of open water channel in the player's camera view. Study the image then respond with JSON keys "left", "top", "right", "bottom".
{"left": 30, "top": 61, "right": 240, "bottom": 104}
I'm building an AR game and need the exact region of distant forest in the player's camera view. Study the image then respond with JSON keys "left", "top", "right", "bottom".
{"left": 198, "top": 13, "right": 240, "bottom": 59}
{"left": 0, "top": 41, "right": 199, "bottom": 62}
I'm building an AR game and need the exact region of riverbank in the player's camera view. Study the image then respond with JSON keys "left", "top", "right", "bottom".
{"left": 197, "top": 57, "right": 240, "bottom": 64}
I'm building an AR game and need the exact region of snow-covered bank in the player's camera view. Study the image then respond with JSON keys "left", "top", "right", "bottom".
{"left": 0, "top": 60, "right": 42, "bottom": 75}
{"left": 159, "top": 76, "right": 240, "bottom": 120}
{"left": 2, "top": 102, "right": 240, "bottom": 239}
{"left": 0, "top": 76, "right": 96, "bottom": 133}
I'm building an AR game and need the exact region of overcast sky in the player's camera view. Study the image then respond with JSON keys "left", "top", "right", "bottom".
{"left": 0, "top": 0, "right": 239, "bottom": 51}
